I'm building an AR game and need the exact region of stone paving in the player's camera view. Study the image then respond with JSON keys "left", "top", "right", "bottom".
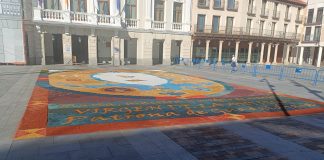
{"left": 0, "top": 65, "right": 323, "bottom": 160}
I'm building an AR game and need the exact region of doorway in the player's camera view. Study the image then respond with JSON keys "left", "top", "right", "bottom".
{"left": 152, "top": 39, "right": 164, "bottom": 65}
{"left": 52, "top": 34, "right": 63, "bottom": 64}
{"left": 171, "top": 40, "right": 181, "bottom": 65}
{"left": 124, "top": 39, "right": 137, "bottom": 65}
{"left": 72, "top": 35, "right": 88, "bottom": 64}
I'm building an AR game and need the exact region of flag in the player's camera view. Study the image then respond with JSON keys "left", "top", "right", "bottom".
{"left": 117, "top": 0, "right": 120, "bottom": 11}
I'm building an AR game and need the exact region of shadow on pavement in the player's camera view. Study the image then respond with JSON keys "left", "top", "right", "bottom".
{"left": 290, "top": 80, "right": 324, "bottom": 101}
{"left": 260, "top": 78, "right": 290, "bottom": 116}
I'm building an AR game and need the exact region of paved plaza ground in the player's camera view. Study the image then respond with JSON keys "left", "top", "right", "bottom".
{"left": 0, "top": 65, "right": 324, "bottom": 160}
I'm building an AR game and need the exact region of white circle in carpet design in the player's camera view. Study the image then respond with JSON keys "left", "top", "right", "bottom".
{"left": 92, "top": 72, "right": 168, "bottom": 86}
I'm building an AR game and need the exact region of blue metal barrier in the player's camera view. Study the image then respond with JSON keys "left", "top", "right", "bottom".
{"left": 282, "top": 66, "right": 318, "bottom": 82}
{"left": 314, "top": 69, "right": 324, "bottom": 85}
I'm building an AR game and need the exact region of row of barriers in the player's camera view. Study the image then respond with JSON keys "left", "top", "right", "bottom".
{"left": 171, "top": 57, "right": 324, "bottom": 85}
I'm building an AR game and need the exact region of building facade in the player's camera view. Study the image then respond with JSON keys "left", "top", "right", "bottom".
{"left": 0, "top": 0, "right": 25, "bottom": 64}
{"left": 191, "top": 0, "right": 306, "bottom": 65}
{"left": 26, "top": 0, "right": 192, "bottom": 65}
{"left": 298, "top": 0, "right": 324, "bottom": 67}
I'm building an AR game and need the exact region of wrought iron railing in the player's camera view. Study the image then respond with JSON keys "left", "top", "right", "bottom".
{"left": 194, "top": 25, "right": 301, "bottom": 40}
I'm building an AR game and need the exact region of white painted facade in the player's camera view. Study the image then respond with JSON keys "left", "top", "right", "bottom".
{"left": 29, "top": 0, "right": 192, "bottom": 65}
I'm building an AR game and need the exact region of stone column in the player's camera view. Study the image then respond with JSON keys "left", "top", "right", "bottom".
{"left": 259, "top": 43, "right": 265, "bottom": 64}
{"left": 298, "top": 46, "right": 304, "bottom": 65}
{"left": 317, "top": 46, "right": 323, "bottom": 68}
{"left": 112, "top": 36, "right": 121, "bottom": 66}
{"left": 218, "top": 40, "right": 223, "bottom": 64}
{"left": 284, "top": 44, "right": 291, "bottom": 65}
{"left": 205, "top": 40, "right": 210, "bottom": 61}
{"left": 88, "top": 36, "right": 97, "bottom": 65}
{"left": 273, "top": 44, "right": 279, "bottom": 64}
{"left": 235, "top": 41, "right": 240, "bottom": 60}
{"left": 180, "top": 37, "right": 192, "bottom": 65}
{"left": 266, "top": 43, "right": 272, "bottom": 64}
{"left": 40, "top": 33, "right": 46, "bottom": 65}
{"left": 247, "top": 42, "right": 253, "bottom": 64}
{"left": 62, "top": 34, "right": 72, "bottom": 64}
{"left": 163, "top": 38, "right": 171, "bottom": 65}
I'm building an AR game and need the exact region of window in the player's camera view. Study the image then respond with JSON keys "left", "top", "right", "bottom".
{"left": 246, "top": 19, "right": 252, "bottom": 34}
{"left": 285, "top": 5, "right": 290, "bottom": 19}
{"left": 226, "top": 17, "right": 234, "bottom": 34}
{"left": 284, "top": 24, "right": 288, "bottom": 37}
{"left": 316, "top": 8, "right": 323, "bottom": 24}
{"left": 173, "top": 2, "right": 182, "bottom": 23}
{"left": 98, "top": 0, "right": 109, "bottom": 15}
{"left": 295, "top": 25, "right": 299, "bottom": 38}
{"left": 259, "top": 20, "right": 264, "bottom": 36}
{"left": 214, "top": 0, "right": 222, "bottom": 8}
{"left": 154, "top": 0, "right": 164, "bottom": 21}
{"left": 274, "top": 3, "right": 278, "bottom": 15}
{"left": 297, "top": 7, "right": 301, "bottom": 20}
{"left": 305, "top": 27, "right": 311, "bottom": 41}
{"left": 314, "top": 26, "right": 321, "bottom": 41}
{"left": 197, "top": 14, "right": 206, "bottom": 32}
{"left": 71, "top": 0, "right": 87, "bottom": 12}
{"left": 44, "top": 0, "right": 61, "bottom": 10}
{"left": 212, "top": 16, "right": 220, "bottom": 33}
{"left": 125, "top": 0, "right": 137, "bottom": 19}
{"left": 307, "top": 9, "right": 314, "bottom": 23}
{"left": 198, "top": 0, "right": 209, "bottom": 7}
{"left": 261, "top": 0, "right": 266, "bottom": 15}
{"left": 227, "top": 0, "right": 235, "bottom": 10}
{"left": 271, "top": 22, "right": 276, "bottom": 36}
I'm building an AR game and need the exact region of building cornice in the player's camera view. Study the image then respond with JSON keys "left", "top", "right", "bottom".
{"left": 270, "top": 0, "right": 307, "bottom": 7}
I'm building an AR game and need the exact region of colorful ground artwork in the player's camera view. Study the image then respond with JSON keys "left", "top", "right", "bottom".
{"left": 15, "top": 69, "right": 324, "bottom": 140}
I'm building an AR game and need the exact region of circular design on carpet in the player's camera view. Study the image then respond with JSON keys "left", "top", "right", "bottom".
{"left": 48, "top": 69, "right": 234, "bottom": 99}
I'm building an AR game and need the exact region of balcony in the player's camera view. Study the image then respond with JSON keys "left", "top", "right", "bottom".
{"left": 122, "top": 18, "right": 139, "bottom": 28}
{"left": 152, "top": 21, "right": 166, "bottom": 30}
{"left": 198, "top": 0, "right": 209, "bottom": 9}
{"left": 247, "top": 5, "right": 256, "bottom": 16}
{"left": 295, "top": 15, "right": 303, "bottom": 24}
{"left": 172, "top": 23, "right": 182, "bottom": 31}
{"left": 42, "top": 9, "right": 64, "bottom": 22}
{"left": 33, "top": 8, "right": 190, "bottom": 32}
{"left": 98, "top": 14, "right": 119, "bottom": 25}
{"left": 227, "top": 1, "right": 239, "bottom": 12}
{"left": 194, "top": 25, "right": 301, "bottom": 41}
{"left": 260, "top": 9, "right": 269, "bottom": 18}
{"left": 213, "top": 0, "right": 224, "bottom": 10}
{"left": 284, "top": 14, "right": 291, "bottom": 22}
{"left": 272, "top": 11, "right": 280, "bottom": 20}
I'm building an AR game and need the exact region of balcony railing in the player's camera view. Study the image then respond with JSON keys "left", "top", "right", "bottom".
{"left": 98, "top": 14, "right": 118, "bottom": 25}
{"left": 227, "top": 1, "right": 239, "bottom": 11}
{"left": 213, "top": 0, "right": 224, "bottom": 10}
{"left": 71, "top": 12, "right": 91, "bottom": 23}
{"left": 0, "top": 2, "right": 21, "bottom": 16}
{"left": 122, "top": 18, "right": 139, "bottom": 28}
{"left": 260, "top": 9, "right": 269, "bottom": 18}
{"left": 272, "top": 10, "right": 280, "bottom": 20}
{"left": 152, "top": 21, "right": 166, "bottom": 30}
{"left": 172, "top": 23, "right": 182, "bottom": 31}
{"left": 34, "top": 8, "right": 190, "bottom": 32}
{"left": 295, "top": 15, "right": 303, "bottom": 23}
{"left": 194, "top": 25, "right": 301, "bottom": 40}
{"left": 247, "top": 5, "right": 256, "bottom": 16}
{"left": 42, "top": 9, "right": 64, "bottom": 21}
{"left": 304, "top": 34, "right": 320, "bottom": 42}
{"left": 284, "top": 14, "right": 291, "bottom": 22}
{"left": 198, "top": 0, "right": 210, "bottom": 8}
